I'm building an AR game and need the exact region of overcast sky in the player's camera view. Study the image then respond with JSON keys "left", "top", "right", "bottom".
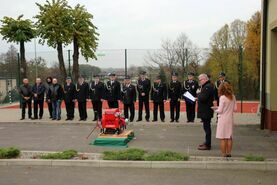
{"left": 0, "top": 0, "right": 261, "bottom": 68}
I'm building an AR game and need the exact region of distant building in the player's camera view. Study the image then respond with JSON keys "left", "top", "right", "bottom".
{"left": 0, "top": 77, "right": 17, "bottom": 101}
{"left": 261, "top": 0, "right": 277, "bottom": 131}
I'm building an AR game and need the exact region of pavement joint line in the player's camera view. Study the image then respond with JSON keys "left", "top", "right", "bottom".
{"left": 0, "top": 159, "right": 276, "bottom": 171}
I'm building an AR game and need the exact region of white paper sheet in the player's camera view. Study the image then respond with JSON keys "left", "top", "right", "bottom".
{"left": 183, "top": 91, "right": 196, "bottom": 102}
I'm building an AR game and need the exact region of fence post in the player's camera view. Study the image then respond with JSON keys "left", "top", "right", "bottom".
{"left": 125, "top": 49, "right": 127, "bottom": 77}
{"left": 17, "top": 52, "right": 21, "bottom": 108}
{"left": 238, "top": 46, "right": 243, "bottom": 113}
{"left": 68, "top": 50, "right": 71, "bottom": 77}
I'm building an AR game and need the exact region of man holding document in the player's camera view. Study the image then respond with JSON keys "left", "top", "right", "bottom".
{"left": 196, "top": 74, "right": 214, "bottom": 150}
{"left": 183, "top": 72, "right": 199, "bottom": 123}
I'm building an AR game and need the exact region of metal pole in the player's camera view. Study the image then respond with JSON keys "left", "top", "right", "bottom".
{"left": 124, "top": 49, "right": 127, "bottom": 77}
{"left": 34, "top": 38, "right": 38, "bottom": 78}
{"left": 185, "top": 48, "right": 188, "bottom": 75}
{"left": 239, "top": 46, "right": 243, "bottom": 113}
{"left": 17, "top": 53, "right": 22, "bottom": 108}
{"left": 17, "top": 53, "right": 21, "bottom": 87}
{"left": 68, "top": 50, "right": 71, "bottom": 77}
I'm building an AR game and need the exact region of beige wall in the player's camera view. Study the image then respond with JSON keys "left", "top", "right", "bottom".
{"left": 262, "top": 0, "right": 277, "bottom": 110}
{"left": 0, "top": 79, "right": 17, "bottom": 101}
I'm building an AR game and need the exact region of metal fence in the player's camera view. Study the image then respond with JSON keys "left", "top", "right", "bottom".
{"left": 0, "top": 47, "right": 258, "bottom": 105}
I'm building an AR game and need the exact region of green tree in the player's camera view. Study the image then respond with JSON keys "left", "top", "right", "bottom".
{"left": 35, "top": 0, "right": 72, "bottom": 83}
{"left": 70, "top": 4, "right": 99, "bottom": 82}
{"left": 79, "top": 64, "right": 101, "bottom": 80}
{"left": 0, "top": 15, "right": 36, "bottom": 78}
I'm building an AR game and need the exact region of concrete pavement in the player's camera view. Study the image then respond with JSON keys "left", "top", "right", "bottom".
{"left": 0, "top": 166, "right": 275, "bottom": 185}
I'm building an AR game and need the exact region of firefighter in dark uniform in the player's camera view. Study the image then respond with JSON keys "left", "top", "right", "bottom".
{"left": 64, "top": 77, "right": 76, "bottom": 121}
{"left": 19, "top": 78, "right": 32, "bottom": 120}
{"left": 151, "top": 75, "right": 167, "bottom": 122}
{"left": 136, "top": 71, "right": 151, "bottom": 122}
{"left": 168, "top": 72, "right": 182, "bottom": 123}
{"left": 89, "top": 75, "right": 105, "bottom": 121}
{"left": 183, "top": 72, "right": 199, "bottom": 123}
{"left": 76, "top": 76, "right": 89, "bottom": 121}
{"left": 32, "top": 78, "right": 45, "bottom": 119}
{"left": 121, "top": 75, "right": 136, "bottom": 122}
{"left": 105, "top": 73, "right": 121, "bottom": 108}
{"left": 214, "top": 72, "right": 229, "bottom": 106}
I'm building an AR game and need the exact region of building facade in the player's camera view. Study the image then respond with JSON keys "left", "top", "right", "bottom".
{"left": 261, "top": 0, "right": 277, "bottom": 131}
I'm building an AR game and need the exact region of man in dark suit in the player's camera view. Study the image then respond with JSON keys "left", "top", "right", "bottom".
{"left": 183, "top": 72, "right": 199, "bottom": 123}
{"left": 168, "top": 72, "right": 182, "bottom": 123}
{"left": 76, "top": 76, "right": 89, "bottom": 121}
{"left": 32, "top": 78, "right": 45, "bottom": 119}
{"left": 45, "top": 77, "right": 53, "bottom": 118}
{"left": 47, "top": 78, "right": 64, "bottom": 120}
{"left": 64, "top": 77, "right": 76, "bottom": 121}
{"left": 89, "top": 75, "right": 105, "bottom": 121}
{"left": 136, "top": 71, "right": 151, "bottom": 122}
{"left": 151, "top": 75, "right": 167, "bottom": 122}
{"left": 19, "top": 78, "right": 32, "bottom": 120}
{"left": 105, "top": 73, "right": 121, "bottom": 108}
{"left": 121, "top": 75, "right": 136, "bottom": 122}
{"left": 197, "top": 74, "right": 214, "bottom": 150}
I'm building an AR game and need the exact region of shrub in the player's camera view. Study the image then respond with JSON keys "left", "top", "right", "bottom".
{"left": 40, "top": 150, "right": 78, "bottom": 160}
{"left": 103, "top": 148, "right": 146, "bottom": 161}
{"left": 144, "top": 151, "right": 189, "bottom": 161}
{"left": 0, "top": 147, "right": 21, "bottom": 159}
{"left": 244, "top": 154, "right": 265, "bottom": 161}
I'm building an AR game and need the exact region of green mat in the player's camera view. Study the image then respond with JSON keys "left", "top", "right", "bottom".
{"left": 91, "top": 132, "right": 135, "bottom": 148}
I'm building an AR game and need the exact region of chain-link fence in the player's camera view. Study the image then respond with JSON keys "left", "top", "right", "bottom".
{"left": 0, "top": 47, "right": 259, "bottom": 105}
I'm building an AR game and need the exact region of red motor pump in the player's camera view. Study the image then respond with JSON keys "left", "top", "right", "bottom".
{"left": 101, "top": 108, "right": 127, "bottom": 134}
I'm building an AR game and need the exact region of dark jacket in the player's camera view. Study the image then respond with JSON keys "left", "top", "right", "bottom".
{"left": 214, "top": 80, "right": 230, "bottom": 101}
{"left": 76, "top": 82, "right": 89, "bottom": 102}
{"left": 151, "top": 82, "right": 167, "bottom": 103}
{"left": 121, "top": 84, "right": 136, "bottom": 104}
{"left": 89, "top": 81, "right": 105, "bottom": 101}
{"left": 64, "top": 83, "right": 76, "bottom": 103}
{"left": 137, "top": 78, "right": 151, "bottom": 100}
{"left": 47, "top": 84, "right": 64, "bottom": 101}
{"left": 19, "top": 84, "right": 32, "bottom": 102}
{"left": 104, "top": 80, "right": 121, "bottom": 101}
{"left": 32, "top": 83, "right": 45, "bottom": 101}
{"left": 183, "top": 80, "right": 199, "bottom": 98}
{"left": 168, "top": 81, "right": 182, "bottom": 101}
{"left": 197, "top": 81, "right": 214, "bottom": 119}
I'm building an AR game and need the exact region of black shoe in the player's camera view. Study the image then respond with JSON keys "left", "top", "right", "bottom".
{"left": 93, "top": 118, "right": 97, "bottom": 121}
{"left": 130, "top": 119, "right": 133, "bottom": 122}
{"left": 176, "top": 120, "right": 179, "bottom": 123}
{"left": 161, "top": 120, "right": 165, "bottom": 122}
{"left": 83, "top": 118, "right": 87, "bottom": 121}
{"left": 49, "top": 116, "right": 53, "bottom": 119}
{"left": 39, "top": 117, "right": 42, "bottom": 119}
{"left": 57, "top": 118, "right": 61, "bottom": 121}
{"left": 20, "top": 117, "right": 25, "bottom": 120}
{"left": 136, "top": 119, "right": 142, "bottom": 122}
{"left": 152, "top": 120, "right": 157, "bottom": 122}
{"left": 52, "top": 118, "right": 56, "bottom": 120}
{"left": 65, "top": 118, "right": 70, "bottom": 121}
{"left": 146, "top": 119, "right": 150, "bottom": 122}
{"left": 170, "top": 120, "right": 174, "bottom": 123}
{"left": 79, "top": 119, "right": 83, "bottom": 121}
{"left": 31, "top": 117, "right": 38, "bottom": 120}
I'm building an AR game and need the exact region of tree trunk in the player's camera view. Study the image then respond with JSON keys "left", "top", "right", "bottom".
{"left": 57, "top": 42, "right": 67, "bottom": 84}
{"left": 72, "top": 35, "right": 80, "bottom": 82}
{"left": 20, "top": 41, "right": 27, "bottom": 79}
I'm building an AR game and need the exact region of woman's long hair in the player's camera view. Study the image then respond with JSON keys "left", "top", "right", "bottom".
{"left": 218, "top": 82, "right": 234, "bottom": 100}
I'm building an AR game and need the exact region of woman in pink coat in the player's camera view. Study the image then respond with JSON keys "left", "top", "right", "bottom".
{"left": 212, "top": 82, "right": 237, "bottom": 157}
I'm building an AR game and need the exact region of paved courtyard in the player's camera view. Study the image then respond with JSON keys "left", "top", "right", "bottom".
{"left": 0, "top": 109, "right": 276, "bottom": 158}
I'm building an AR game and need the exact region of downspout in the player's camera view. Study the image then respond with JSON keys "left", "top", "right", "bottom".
{"left": 261, "top": 0, "right": 268, "bottom": 130}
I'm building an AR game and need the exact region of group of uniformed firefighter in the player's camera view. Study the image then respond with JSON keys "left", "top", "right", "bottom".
{"left": 18, "top": 71, "right": 228, "bottom": 123}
